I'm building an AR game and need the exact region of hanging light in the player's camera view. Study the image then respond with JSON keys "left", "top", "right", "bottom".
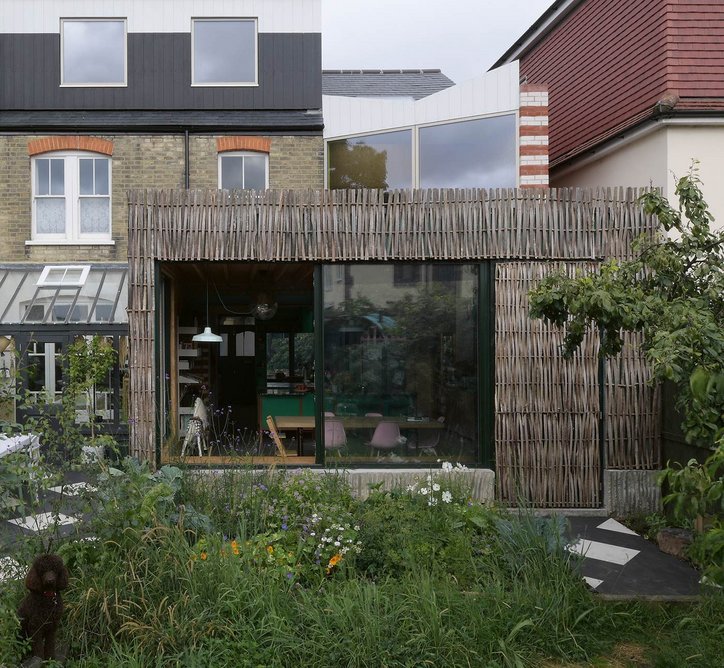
{"left": 252, "top": 290, "right": 278, "bottom": 320}
{"left": 193, "top": 283, "right": 223, "bottom": 343}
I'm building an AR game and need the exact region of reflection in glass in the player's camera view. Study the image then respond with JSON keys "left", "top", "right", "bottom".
{"left": 221, "top": 155, "right": 267, "bottom": 190}
{"left": 193, "top": 19, "right": 256, "bottom": 84}
{"left": 419, "top": 114, "right": 517, "bottom": 188}
{"left": 63, "top": 20, "right": 125, "bottom": 84}
{"left": 328, "top": 130, "right": 412, "bottom": 190}
{"left": 323, "top": 264, "right": 478, "bottom": 465}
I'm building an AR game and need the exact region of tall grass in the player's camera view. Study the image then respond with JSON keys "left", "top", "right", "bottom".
{"left": 2, "top": 462, "right": 722, "bottom": 667}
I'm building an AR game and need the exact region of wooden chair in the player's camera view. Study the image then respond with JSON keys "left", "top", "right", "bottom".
{"left": 265, "top": 415, "right": 288, "bottom": 458}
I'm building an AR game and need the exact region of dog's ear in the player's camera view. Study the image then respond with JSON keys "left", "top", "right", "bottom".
{"left": 25, "top": 563, "right": 42, "bottom": 592}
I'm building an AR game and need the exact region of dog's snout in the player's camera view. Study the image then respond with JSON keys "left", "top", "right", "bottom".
{"left": 42, "top": 570, "right": 57, "bottom": 588}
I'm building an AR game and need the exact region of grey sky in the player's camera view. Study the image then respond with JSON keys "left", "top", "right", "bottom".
{"left": 322, "top": 0, "right": 554, "bottom": 83}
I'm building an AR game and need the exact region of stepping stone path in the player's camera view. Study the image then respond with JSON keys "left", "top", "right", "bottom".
{"left": 566, "top": 516, "right": 703, "bottom": 599}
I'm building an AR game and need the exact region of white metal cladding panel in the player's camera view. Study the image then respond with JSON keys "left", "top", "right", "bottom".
{"left": 323, "top": 62, "right": 520, "bottom": 139}
{"left": 0, "top": 0, "right": 321, "bottom": 33}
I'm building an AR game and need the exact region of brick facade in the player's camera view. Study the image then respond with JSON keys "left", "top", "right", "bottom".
{"left": 0, "top": 134, "right": 323, "bottom": 263}
{"left": 518, "top": 85, "right": 549, "bottom": 189}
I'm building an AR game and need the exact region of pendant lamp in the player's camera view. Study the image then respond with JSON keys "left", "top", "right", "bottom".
{"left": 193, "top": 283, "right": 223, "bottom": 343}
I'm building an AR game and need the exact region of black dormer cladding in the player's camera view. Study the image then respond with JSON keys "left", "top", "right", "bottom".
{"left": 0, "top": 32, "right": 321, "bottom": 111}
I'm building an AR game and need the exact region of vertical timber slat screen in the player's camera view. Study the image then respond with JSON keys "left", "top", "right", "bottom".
{"left": 127, "top": 188, "right": 661, "bottom": 505}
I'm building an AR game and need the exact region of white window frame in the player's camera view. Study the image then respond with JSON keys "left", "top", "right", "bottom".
{"left": 30, "top": 152, "right": 113, "bottom": 245}
{"left": 191, "top": 18, "right": 258, "bottom": 87}
{"left": 37, "top": 265, "right": 91, "bottom": 287}
{"left": 60, "top": 18, "right": 128, "bottom": 87}
{"left": 218, "top": 152, "right": 269, "bottom": 190}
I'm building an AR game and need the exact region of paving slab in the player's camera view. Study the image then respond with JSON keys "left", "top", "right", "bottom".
{"left": 566, "top": 516, "right": 703, "bottom": 600}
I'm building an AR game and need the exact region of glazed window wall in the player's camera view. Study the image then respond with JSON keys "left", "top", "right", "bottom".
{"left": 322, "top": 264, "right": 478, "bottom": 464}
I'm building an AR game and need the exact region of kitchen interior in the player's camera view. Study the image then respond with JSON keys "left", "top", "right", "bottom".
{"left": 161, "top": 261, "right": 315, "bottom": 458}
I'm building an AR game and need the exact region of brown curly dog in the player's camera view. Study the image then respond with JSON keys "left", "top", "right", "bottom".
{"left": 17, "top": 554, "right": 69, "bottom": 661}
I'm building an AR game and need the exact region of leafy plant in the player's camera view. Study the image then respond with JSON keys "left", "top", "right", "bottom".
{"left": 529, "top": 164, "right": 723, "bottom": 449}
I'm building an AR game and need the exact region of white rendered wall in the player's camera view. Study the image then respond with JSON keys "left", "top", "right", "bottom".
{"left": 323, "top": 62, "right": 520, "bottom": 140}
{"left": 0, "top": 0, "right": 321, "bottom": 33}
{"left": 553, "top": 125, "right": 724, "bottom": 230}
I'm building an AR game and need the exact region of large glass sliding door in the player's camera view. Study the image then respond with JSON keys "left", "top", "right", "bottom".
{"left": 322, "top": 264, "right": 479, "bottom": 465}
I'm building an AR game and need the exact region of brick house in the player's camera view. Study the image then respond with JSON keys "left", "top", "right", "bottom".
{"left": 0, "top": 0, "right": 324, "bottom": 443}
{"left": 2, "top": 2, "right": 660, "bottom": 512}
{"left": 493, "top": 0, "right": 724, "bottom": 226}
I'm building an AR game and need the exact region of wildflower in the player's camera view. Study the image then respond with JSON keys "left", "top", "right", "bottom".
{"left": 441, "top": 461, "right": 453, "bottom": 472}
{"left": 432, "top": 483, "right": 440, "bottom": 492}
{"left": 231, "top": 539, "right": 240, "bottom": 555}
{"left": 420, "top": 487, "right": 429, "bottom": 495}
{"left": 266, "top": 545, "right": 274, "bottom": 554}
{"left": 334, "top": 541, "right": 341, "bottom": 547}
{"left": 326, "top": 552, "right": 343, "bottom": 574}
{"left": 200, "top": 552, "right": 207, "bottom": 561}
{"left": 281, "top": 523, "right": 288, "bottom": 530}
{"left": 442, "top": 491, "right": 452, "bottom": 504}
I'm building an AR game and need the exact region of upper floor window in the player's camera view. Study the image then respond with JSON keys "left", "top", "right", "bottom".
{"left": 32, "top": 153, "right": 112, "bottom": 243}
{"left": 61, "top": 19, "right": 127, "bottom": 86}
{"left": 219, "top": 153, "right": 268, "bottom": 190}
{"left": 192, "top": 18, "right": 257, "bottom": 86}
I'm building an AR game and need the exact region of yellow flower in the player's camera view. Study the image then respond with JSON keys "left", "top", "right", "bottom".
{"left": 327, "top": 553, "right": 343, "bottom": 572}
{"left": 231, "top": 540, "right": 240, "bottom": 556}
{"left": 266, "top": 545, "right": 274, "bottom": 554}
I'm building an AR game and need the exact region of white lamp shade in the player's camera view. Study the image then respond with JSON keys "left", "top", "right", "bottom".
{"left": 192, "top": 327, "right": 223, "bottom": 343}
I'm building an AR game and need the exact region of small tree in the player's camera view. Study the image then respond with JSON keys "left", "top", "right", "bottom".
{"left": 530, "top": 166, "right": 723, "bottom": 448}
{"left": 64, "top": 335, "right": 117, "bottom": 446}
{"left": 529, "top": 166, "right": 723, "bottom": 583}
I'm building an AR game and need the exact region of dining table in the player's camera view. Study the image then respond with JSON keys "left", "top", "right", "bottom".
{"left": 273, "top": 415, "right": 444, "bottom": 455}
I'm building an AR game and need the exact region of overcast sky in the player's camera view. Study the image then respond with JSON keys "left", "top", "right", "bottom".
{"left": 322, "top": 0, "right": 555, "bottom": 83}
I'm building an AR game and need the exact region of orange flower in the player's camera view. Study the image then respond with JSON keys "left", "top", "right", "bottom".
{"left": 326, "top": 553, "right": 343, "bottom": 573}
{"left": 266, "top": 545, "right": 274, "bottom": 554}
{"left": 231, "top": 540, "right": 240, "bottom": 556}
{"left": 200, "top": 552, "right": 207, "bottom": 561}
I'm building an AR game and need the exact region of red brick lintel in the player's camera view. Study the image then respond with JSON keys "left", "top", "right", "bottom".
{"left": 217, "top": 136, "right": 271, "bottom": 154}
{"left": 28, "top": 136, "right": 113, "bottom": 156}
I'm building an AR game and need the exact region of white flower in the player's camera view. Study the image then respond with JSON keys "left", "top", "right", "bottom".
{"left": 441, "top": 461, "right": 453, "bottom": 472}
{"left": 406, "top": 484, "right": 416, "bottom": 492}
{"left": 354, "top": 525, "right": 360, "bottom": 531}
{"left": 310, "top": 531, "right": 316, "bottom": 537}
{"left": 420, "top": 487, "right": 429, "bottom": 495}
{"left": 334, "top": 541, "right": 341, "bottom": 547}
{"left": 432, "top": 483, "right": 440, "bottom": 492}
{"left": 442, "top": 491, "right": 453, "bottom": 504}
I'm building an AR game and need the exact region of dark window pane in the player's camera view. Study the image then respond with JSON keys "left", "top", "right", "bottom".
{"left": 393, "top": 265, "right": 421, "bottom": 285}
{"left": 36, "top": 159, "right": 50, "bottom": 196}
{"left": 419, "top": 115, "right": 517, "bottom": 188}
{"left": 50, "top": 159, "right": 64, "bottom": 195}
{"left": 221, "top": 156, "right": 243, "bottom": 189}
{"left": 244, "top": 155, "right": 267, "bottom": 190}
{"left": 94, "top": 159, "right": 109, "bottom": 195}
{"left": 79, "top": 158, "right": 94, "bottom": 195}
{"left": 194, "top": 20, "right": 256, "bottom": 84}
{"left": 323, "top": 263, "right": 479, "bottom": 465}
{"left": 328, "top": 130, "right": 412, "bottom": 190}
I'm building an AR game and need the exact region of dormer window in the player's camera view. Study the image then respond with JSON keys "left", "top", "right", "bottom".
{"left": 61, "top": 18, "right": 127, "bottom": 86}
{"left": 192, "top": 18, "right": 258, "bottom": 86}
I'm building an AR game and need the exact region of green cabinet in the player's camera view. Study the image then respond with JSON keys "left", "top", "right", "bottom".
{"left": 259, "top": 393, "right": 315, "bottom": 423}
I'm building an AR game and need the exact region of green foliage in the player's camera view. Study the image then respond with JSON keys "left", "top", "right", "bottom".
{"left": 529, "top": 165, "right": 723, "bottom": 449}
{"left": 3, "top": 461, "right": 724, "bottom": 666}
{"left": 91, "top": 458, "right": 211, "bottom": 547}
{"left": 328, "top": 139, "right": 388, "bottom": 189}
{"left": 659, "top": 445, "right": 724, "bottom": 585}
